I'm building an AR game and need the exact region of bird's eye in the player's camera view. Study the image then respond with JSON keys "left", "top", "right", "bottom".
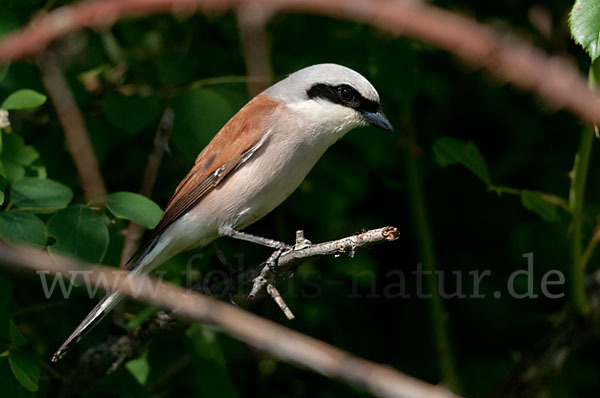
{"left": 339, "top": 86, "right": 354, "bottom": 101}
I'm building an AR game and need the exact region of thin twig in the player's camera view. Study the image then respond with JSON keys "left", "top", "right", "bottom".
{"left": 266, "top": 284, "right": 295, "bottom": 320}
{"left": 37, "top": 51, "right": 107, "bottom": 203}
{"left": 0, "top": 242, "right": 458, "bottom": 398}
{"left": 119, "top": 108, "right": 174, "bottom": 267}
{"left": 0, "top": 0, "right": 599, "bottom": 125}
{"left": 248, "top": 227, "right": 400, "bottom": 300}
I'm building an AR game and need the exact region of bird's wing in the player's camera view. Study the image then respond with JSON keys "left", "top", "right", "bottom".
{"left": 146, "top": 94, "right": 280, "bottom": 244}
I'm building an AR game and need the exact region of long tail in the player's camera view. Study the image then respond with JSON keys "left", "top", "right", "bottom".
{"left": 52, "top": 237, "right": 166, "bottom": 362}
{"left": 51, "top": 290, "right": 123, "bottom": 362}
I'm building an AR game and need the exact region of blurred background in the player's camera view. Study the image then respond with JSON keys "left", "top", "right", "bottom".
{"left": 1, "top": 0, "right": 599, "bottom": 397}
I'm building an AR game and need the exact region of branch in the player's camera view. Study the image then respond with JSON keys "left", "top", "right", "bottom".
{"left": 37, "top": 52, "right": 107, "bottom": 203}
{"left": 0, "top": 242, "right": 458, "bottom": 398}
{"left": 249, "top": 227, "right": 399, "bottom": 300}
{"left": 59, "top": 226, "right": 398, "bottom": 394}
{"left": 0, "top": 0, "right": 598, "bottom": 125}
{"left": 119, "top": 108, "right": 174, "bottom": 267}
{"left": 237, "top": 2, "right": 273, "bottom": 96}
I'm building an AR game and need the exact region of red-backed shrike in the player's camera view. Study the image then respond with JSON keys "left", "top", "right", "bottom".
{"left": 53, "top": 63, "right": 393, "bottom": 361}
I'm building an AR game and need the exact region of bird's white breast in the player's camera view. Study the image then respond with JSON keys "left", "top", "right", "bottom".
{"left": 153, "top": 102, "right": 355, "bottom": 263}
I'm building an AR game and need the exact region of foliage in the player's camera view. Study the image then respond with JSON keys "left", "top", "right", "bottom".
{"left": 0, "top": 0, "right": 600, "bottom": 397}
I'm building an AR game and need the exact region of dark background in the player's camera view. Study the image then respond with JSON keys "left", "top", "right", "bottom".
{"left": 1, "top": 0, "right": 599, "bottom": 397}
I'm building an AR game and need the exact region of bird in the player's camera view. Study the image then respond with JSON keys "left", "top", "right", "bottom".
{"left": 52, "top": 63, "right": 393, "bottom": 362}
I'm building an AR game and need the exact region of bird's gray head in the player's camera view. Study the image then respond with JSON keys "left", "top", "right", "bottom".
{"left": 264, "top": 63, "right": 393, "bottom": 134}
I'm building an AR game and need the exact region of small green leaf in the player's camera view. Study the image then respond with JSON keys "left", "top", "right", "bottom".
{"left": 1, "top": 133, "right": 39, "bottom": 166}
{"left": 100, "top": 92, "right": 160, "bottom": 135}
{"left": 433, "top": 137, "right": 491, "bottom": 185}
{"left": 8, "top": 351, "right": 40, "bottom": 392}
{"left": 46, "top": 204, "right": 109, "bottom": 263}
{"left": 9, "top": 321, "right": 26, "bottom": 349}
{"left": 521, "top": 190, "right": 558, "bottom": 222}
{"left": 10, "top": 177, "right": 73, "bottom": 211}
{"left": 0, "top": 63, "right": 8, "bottom": 83}
{"left": 106, "top": 192, "right": 163, "bottom": 229}
{"left": 126, "top": 305, "right": 158, "bottom": 329}
{"left": 570, "top": 0, "right": 600, "bottom": 61}
{"left": 125, "top": 350, "right": 150, "bottom": 386}
{"left": 0, "top": 212, "right": 46, "bottom": 247}
{"left": 1, "top": 89, "right": 46, "bottom": 110}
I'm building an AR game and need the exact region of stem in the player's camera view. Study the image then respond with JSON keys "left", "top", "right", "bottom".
{"left": 568, "top": 125, "right": 593, "bottom": 315}
{"left": 401, "top": 116, "right": 460, "bottom": 392}
{"left": 488, "top": 185, "right": 522, "bottom": 196}
{"left": 567, "top": 62, "right": 597, "bottom": 315}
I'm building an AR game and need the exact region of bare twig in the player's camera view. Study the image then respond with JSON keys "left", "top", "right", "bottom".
{"left": 0, "top": 0, "right": 599, "bottom": 125}
{"left": 267, "top": 283, "right": 295, "bottom": 320}
{"left": 249, "top": 226, "right": 400, "bottom": 300}
{"left": 119, "top": 108, "right": 174, "bottom": 267}
{"left": 37, "top": 52, "right": 107, "bottom": 203}
{"left": 0, "top": 242, "right": 458, "bottom": 398}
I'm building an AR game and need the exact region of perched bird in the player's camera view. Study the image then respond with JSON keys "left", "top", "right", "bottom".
{"left": 52, "top": 63, "right": 393, "bottom": 361}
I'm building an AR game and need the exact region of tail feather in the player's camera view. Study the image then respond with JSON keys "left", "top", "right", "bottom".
{"left": 52, "top": 291, "right": 123, "bottom": 362}
{"left": 52, "top": 236, "right": 167, "bottom": 362}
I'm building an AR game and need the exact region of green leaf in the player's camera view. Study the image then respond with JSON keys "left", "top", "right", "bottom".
{"left": 169, "top": 87, "right": 234, "bottom": 158}
{"left": 520, "top": 190, "right": 559, "bottom": 222}
{"left": 1, "top": 133, "right": 39, "bottom": 167}
{"left": 0, "top": 274, "right": 11, "bottom": 307}
{"left": 186, "top": 324, "right": 239, "bottom": 398}
{"left": 10, "top": 177, "right": 73, "bottom": 211}
{"left": 570, "top": 0, "right": 600, "bottom": 61}
{"left": 9, "top": 321, "right": 26, "bottom": 349}
{"left": 433, "top": 137, "right": 491, "bottom": 185}
{"left": 126, "top": 305, "right": 158, "bottom": 329}
{"left": 125, "top": 350, "right": 150, "bottom": 386}
{"left": 46, "top": 204, "right": 109, "bottom": 263}
{"left": 1, "top": 89, "right": 46, "bottom": 110}
{"left": 0, "top": 5, "right": 19, "bottom": 37}
{"left": 0, "top": 63, "right": 8, "bottom": 83}
{"left": 100, "top": 91, "right": 161, "bottom": 135}
{"left": 0, "top": 212, "right": 46, "bottom": 247}
{"left": 8, "top": 351, "right": 40, "bottom": 392}
{"left": 0, "top": 175, "right": 5, "bottom": 205}
{"left": 106, "top": 192, "right": 163, "bottom": 229}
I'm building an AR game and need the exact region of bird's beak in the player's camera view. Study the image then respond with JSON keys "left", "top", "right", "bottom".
{"left": 360, "top": 110, "right": 394, "bottom": 132}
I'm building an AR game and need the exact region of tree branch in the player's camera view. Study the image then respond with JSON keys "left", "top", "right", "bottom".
{"left": 248, "top": 227, "right": 399, "bottom": 300}
{"left": 37, "top": 51, "right": 107, "bottom": 203}
{"left": 237, "top": 2, "right": 273, "bottom": 97}
{"left": 0, "top": 241, "right": 457, "bottom": 398}
{"left": 0, "top": 0, "right": 598, "bottom": 125}
{"left": 57, "top": 226, "right": 398, "bottom": 395}
{"left": 119, "top": 108, "right": 174, "bottom": 267}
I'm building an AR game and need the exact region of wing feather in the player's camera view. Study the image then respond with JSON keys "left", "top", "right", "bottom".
{"left": 146, "top": 94, "right": 280, "bottom": 243}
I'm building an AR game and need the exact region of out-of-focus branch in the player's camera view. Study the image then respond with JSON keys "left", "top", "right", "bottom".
{"left": 60, "top": 226, "right": 398, "bottom": 395}
{"left": 1, "top": 0, "right": 599, "bottom": 124}
{"left": 119, "top": 108, "right": 174, "bottom": 267}
{"left": 37, "top": 52, "right": 107, "bottom": 203}
{"left": 237, "top": 2, "right": 273, "bottom": 96}
{"left": 0, "top": 242, "right": 457, "bottom": 398}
